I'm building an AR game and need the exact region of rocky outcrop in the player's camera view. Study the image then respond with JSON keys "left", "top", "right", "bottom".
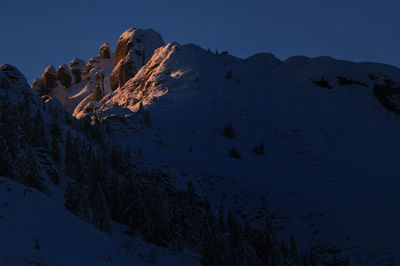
{"left": 99, "top": 43, "right": 111, "bottom": 59}
{"left": 110, "top": 28, "right": 164, "bottom": 90}
{"left": 41, "top": 65, "right": 57, "bottom": 94}
{"left": 82, "top": 58, "right": 97, "bottom": 79}
{"left": 69, "top": 58, "right": 85, "bottom": 84}
{"left": 57, "top": 64, "right": 72, "bottom": 88}
{"left": 93, "top": 71, "right": 106, "bottom": 101}
{"left": 31, "top": 78, "right": 44, "bottom": 95}
{"left": 111, "top": 57, "right": 137, "bottom": 91}
{"left": 30, "top": 28, "right": 162, "bottom": 113}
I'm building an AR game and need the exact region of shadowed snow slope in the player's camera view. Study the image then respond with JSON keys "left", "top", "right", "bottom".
{"left": 0, "top": 178, "right": 198, "bottom": 265}
{"left": 88, "top": 42, "right": 400, "bottom": 264}
{"left": 22, "top": 27, "right": 400, "bottom": 265}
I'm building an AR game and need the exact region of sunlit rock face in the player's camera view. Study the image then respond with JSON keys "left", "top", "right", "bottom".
{"left": 110, "top": 28, "right": 164, "bottom": 90}
{"left": 69, "top": 58, "right": 85, "bottom": 84}
{"left": 57, "top": 64, "right": 72, "bottom": 88}
{"left": 92, "top": 71, "right": 110, "bottom": 101}
{"left": 82, "top": 44, "right": 114, "bottom": 80}
{"left": 82, "top": 58, "right": 97, "bottom": 79}
{"left": 30, "top": 27, "right": 163, "bottom": 117}
{"left": 41, "top": 65, "right": 57, "bottom": 93}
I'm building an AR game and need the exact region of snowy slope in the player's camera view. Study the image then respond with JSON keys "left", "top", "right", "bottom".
{"left": 1, "top": 63, "right": 206, "bottom": 265}
{"left": 3, "top": 62, "right": 294, "bottom": 265}
{"left": 21, "top": 27, "right": 400, "bottom": 264}
{"left": 0, "top": 177, "right": 199, "bottom": 265}
{"left": 86, "top": 42, "right": 400, "bottom": 265}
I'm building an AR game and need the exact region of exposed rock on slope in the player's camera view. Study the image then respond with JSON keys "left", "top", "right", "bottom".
{"left": 99, "top": 43, "right": 112, "bottom": 59}
{"left": 92, "top": 71, "right": 110, "bottom": 101}
{"left": 32, "top": 42, "right": 116, "bottom": 113}
{"left": 56, "top": 64, "right": 72, "bottom": 88}
{"left": 41, "top": 65, "right": 57, "bottom": 93}
{"left": 31, "top": 28, "right": 165, "bottom": 117}
{"left": 110, "top": 28, "right": 165, "bottom": 90}
{"left": 69, "top": 58, "right": 85, "bottom": 84}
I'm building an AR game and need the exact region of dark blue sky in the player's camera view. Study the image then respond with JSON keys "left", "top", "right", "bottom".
{"left": 1, "top": 0, "right": 399, "bottom": 83}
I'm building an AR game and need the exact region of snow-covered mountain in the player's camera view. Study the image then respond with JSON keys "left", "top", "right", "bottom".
{"left": 2, "top": 26, "right": 400, "bottom": 265}
{"left": 1, "top": 62, "right": 299, "bottom": 265}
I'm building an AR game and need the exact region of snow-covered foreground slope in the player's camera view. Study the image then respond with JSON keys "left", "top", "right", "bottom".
{"left": 87, "top": 42, "right": 400, "bottom": 264}
{"left": 0, "top": 177, "right": 198, "bottom": 265}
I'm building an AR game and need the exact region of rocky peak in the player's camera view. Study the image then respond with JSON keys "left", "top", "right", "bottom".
{"left": 82, "top": 43, "right": 114, "bottom": 80}
{"left": 99, "top": 43, "right": 112, "bottom": 59}
{"left": 110, "top": 28, "right": 164, "bottom": 90}
{"left": 57, "top": 64, "right": 72, "bottom": 88}
{"left": 69, "top": 58, "right": 85, "bottom": 84}
{"left": 92, "top": 71, "right": 107, "bottom": 101}
{"left": 41, "top": 65, "right": 57, "bottom": 93}
{"left": 82, "top": 58, "right": 98, "bottom": 79}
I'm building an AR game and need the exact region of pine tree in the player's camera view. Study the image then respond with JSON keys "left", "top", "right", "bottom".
{"left": 227, "top": 212, "right": 244, "bottom": 264}
{"left": 19, "top": 147, "right": 47, "bottom": 193}
{"left": 218, "top": 206, "right": 227, "bottom": 232}
{"left": 225, "top": 70, "right": 233, "bottom": 79}
{"left": 143, "top": 110, "right": 152, "bottom": 126}
{"left": 64, "top": 182, "right": 79, "bottom": 214}
{"left": 64, "top": 181, "right": 90, "bottom": 222}
{"left": 19, "top": 93, "right": 32, "bottom": 138}
{"left": 252, "top": 142, "right": 265, "bottom": 155}
{"left": 50, "top": 118, "right": 62, "bottom": 140}
{"left": 229, "top": 147, "right": 241, "bottom": 159}
{"left": 64, "top": 134, "right": 83, "bottom": 179}
{"left": 0, "top": 136, "right": 14, "bottom": 178}
{"left": 50, "top": 134, "right": 61, "bottom": 165}
{"left": 280, "top": 240, "right": 288, "bottom": 258}
{"left": 223, "top": 124, "right": 235, "bottom": 138}
{"left": 290, "top": 234, "right": 297, "bottom": 258}
{"left": 0, "top": 93, "right": 20, "bottom": 154}
{"left": 92, "top": 182, "right": 112, "bottom": 233}
{"left": 31, "top": 109, "right": 47, "bottom": 148}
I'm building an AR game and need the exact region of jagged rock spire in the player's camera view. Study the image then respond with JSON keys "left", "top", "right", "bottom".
{"left": 57, "top": 64, "right": 72, "bottom": 88}
{"left": 82, "top": 58, "right": 97, "bottom": 79}
{"left": 69, "top": 58, "right": 85, "bottom": 84}
{"left": 99, "top": 43, "right": 111, "bottom": 59}
{"left": 110, "top": 28, "right": 164, "bottom": 90}
{"left": 41, "top": 65, "right": 57, "bottom": 93}
{"left": 92, "top": 71, "right": 107, "bottom": 101}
